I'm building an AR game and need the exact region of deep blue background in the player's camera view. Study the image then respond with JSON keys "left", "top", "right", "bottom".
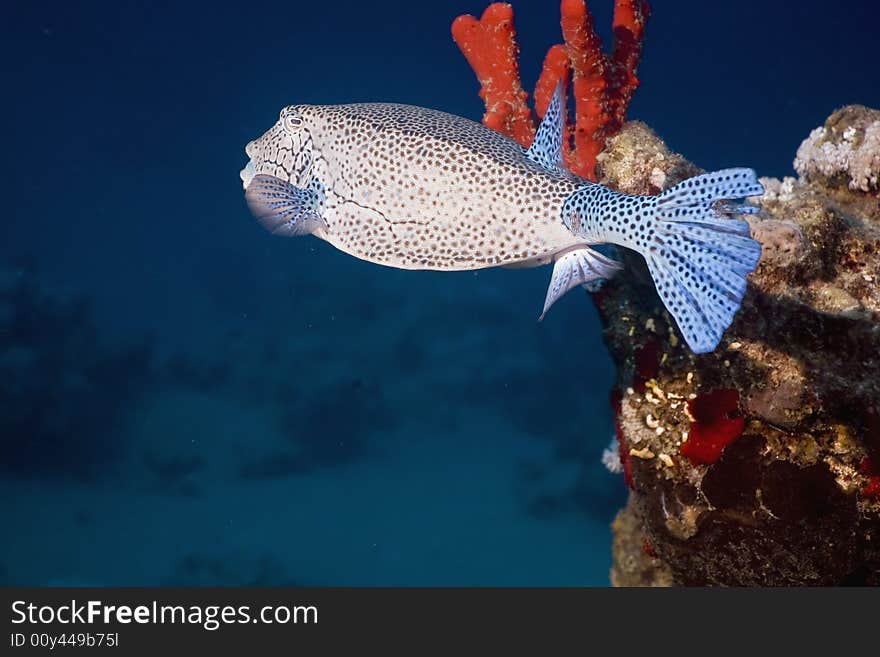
{"left": 1, "top": 0, "right": 877, "bottom": 585}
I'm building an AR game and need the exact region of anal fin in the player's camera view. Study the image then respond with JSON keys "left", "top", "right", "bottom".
{"left": 540, "top": 247, "right": 622, "bottom": 320}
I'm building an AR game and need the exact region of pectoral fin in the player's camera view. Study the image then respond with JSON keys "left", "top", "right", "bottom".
{"left": 539, "top": 247, "right": 623, "bottom": 320}
{"left": 245, "top": 174, "right": 325, "bottom": 237}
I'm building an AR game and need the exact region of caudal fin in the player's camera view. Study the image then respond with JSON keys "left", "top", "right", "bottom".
{"left": 644, "top": 168, "right": 763, "bottom": 353}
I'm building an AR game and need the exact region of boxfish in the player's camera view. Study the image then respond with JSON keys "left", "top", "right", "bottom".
{"left": 240, "top": 87, "right": 762, "bottom": 353}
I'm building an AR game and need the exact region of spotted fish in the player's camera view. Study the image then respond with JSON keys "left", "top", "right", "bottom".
{"left": 240, "top": 87, "right": 762, "bottom": 353}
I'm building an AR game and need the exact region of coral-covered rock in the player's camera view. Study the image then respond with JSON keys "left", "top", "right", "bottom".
{"left": 598, "top": 108, "right": 880, "bottom": 585}
{"left": 610, "top": 496, "right": 674, "bottom": 586}
{"left": 794, "top": 105, "right": 880, "bottom": 194}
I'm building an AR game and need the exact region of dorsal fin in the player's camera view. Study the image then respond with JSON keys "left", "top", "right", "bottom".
{"left": 526, "top": 82, "right": 565, "bottom": 171}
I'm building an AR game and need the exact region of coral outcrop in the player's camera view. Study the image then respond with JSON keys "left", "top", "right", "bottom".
{"left": 794, "top": 105, "right": 880, "bottom": 194}
{"left": 600, "top": 107, "right": 880, "bottom": 586}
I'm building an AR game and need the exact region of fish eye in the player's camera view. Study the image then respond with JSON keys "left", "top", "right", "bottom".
{"left": 281, "top": 108, "right": 304, "bottom": 133}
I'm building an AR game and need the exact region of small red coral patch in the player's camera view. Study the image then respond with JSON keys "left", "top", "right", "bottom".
{"left": 864, "top": 477, "right": 880, "bottom": 499}
{"left": 860, "top": 457, "right": 880, "bottom": 499}
{"left": 680, "top": 389, "right": 745, "bottom": 465}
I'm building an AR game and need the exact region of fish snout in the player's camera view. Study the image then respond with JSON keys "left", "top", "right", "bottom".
{"left": 240, "top": 160, "right": 256, "bottom": 190}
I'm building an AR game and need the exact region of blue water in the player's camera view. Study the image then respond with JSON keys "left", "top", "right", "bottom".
{"left": 1, "top": 0, "right": 877, "bottom": 585}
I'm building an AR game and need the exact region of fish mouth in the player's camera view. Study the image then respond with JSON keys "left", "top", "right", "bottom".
{"left": 240, "top": 159, "right": 256, "bottom": 190}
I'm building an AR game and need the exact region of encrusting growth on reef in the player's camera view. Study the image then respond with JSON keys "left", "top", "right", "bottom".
{"left": 794, "top": 105, "right": 880, "bottom": 194}
{"left": 599, "top": 108, "right": 880, "bottom": 586}
{"left": 452, "top": 0, "right": 650, "bottom": 180}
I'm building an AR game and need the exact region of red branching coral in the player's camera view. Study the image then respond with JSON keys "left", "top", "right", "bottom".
{"left": 680, "top": 389, "right": 745, "bottom": 466}
{"left": 452, "top": 0, "right": 650, "bottom": 180}
{"left": 450, "top": 3, "right": 535, "bottom": 146}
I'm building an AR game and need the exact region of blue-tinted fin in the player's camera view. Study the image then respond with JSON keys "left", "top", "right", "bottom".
{"left": 526, "top": 82, "right": 565, "bottom": 172}
{"left": 245, "top": 174, "right": 325, "bottom": 237}
{"left": 540, "top": 247, "right": 622, "bottom": 320}
{"left": 645, "top": 168, "right": 764, "bottom": 353}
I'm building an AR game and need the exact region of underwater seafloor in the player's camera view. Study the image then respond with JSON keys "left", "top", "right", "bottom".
{"left": 2, "top": 1, "right": 879, "bottom": 586}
